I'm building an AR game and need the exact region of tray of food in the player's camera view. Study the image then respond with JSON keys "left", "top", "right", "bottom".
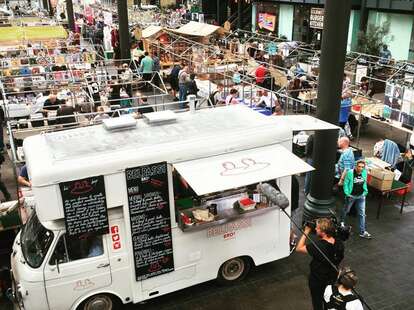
{"left": 192, "top": 209, "right": 215, "bottom": 222}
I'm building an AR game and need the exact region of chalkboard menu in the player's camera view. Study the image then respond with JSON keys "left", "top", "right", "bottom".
{"left": 59, "top": 176, "right": 109, "bottom": 237}
{"left": 125, "top": 162, "right": 174, "bottom": 281}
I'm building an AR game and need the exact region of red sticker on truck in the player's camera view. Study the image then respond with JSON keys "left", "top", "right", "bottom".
{"left": 110, "top": 225, "right": 121, "bottom": 250}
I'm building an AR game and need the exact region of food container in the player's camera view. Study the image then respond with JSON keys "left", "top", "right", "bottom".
{"left": 192, "top": 209, "right": 214, "bottom": 222}
{"left": 238, "top": 198, "right": 256, "bottom": 212}
{"left": 180, "top": 212, "right": 194, "bottom": 227}
{"left": 207, "top": 203, "right": 217, "bottom": 215}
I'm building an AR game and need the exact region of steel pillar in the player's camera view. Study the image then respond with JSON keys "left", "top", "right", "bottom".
{"left": 303, "top": 0, "right": 352, "bottom": 221}
{"left": 117, "top": 0, "right": 131, "bottom": 60}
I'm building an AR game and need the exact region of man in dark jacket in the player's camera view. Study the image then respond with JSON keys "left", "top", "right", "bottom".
{"left": 296, "top": 218, "right": 345, "bottom": 310}
{"left": 186, "top": 73, "right": 199, "bottom": 96}
{"left": 169, "top": 64, "right": 182, "bottom": 97}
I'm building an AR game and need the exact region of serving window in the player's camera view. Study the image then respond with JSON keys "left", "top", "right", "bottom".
{"left": 171, "top": 144, "right": 313, "bottom": 232}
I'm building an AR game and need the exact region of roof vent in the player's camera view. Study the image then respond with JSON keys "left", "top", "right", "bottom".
{"left": 103, "top": 115, "right": 137, "bottom": 131}
{"left": 143, "top": 110, "right": 177, "bottom": 125}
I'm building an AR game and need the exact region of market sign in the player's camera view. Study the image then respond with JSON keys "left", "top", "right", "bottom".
{"left": 310, "top": 8, "right": 324, "bottom": 29}
{"left": 258, "top": 13, "right": 276, "bottom": 32}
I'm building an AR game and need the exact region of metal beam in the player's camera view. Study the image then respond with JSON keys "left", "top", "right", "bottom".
{"left": 237, "top": 0, "right": 242, "bottom": 30}
{"left": 66, "top": 0, "right": 75, "bottom": 32}
{"left": 117, "top": 0, "right": 131, "bottom": 60}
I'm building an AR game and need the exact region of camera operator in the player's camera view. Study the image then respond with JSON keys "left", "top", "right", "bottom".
{"left": 296, "top": 218, "right": 345, "bottom": 310}
{"left": 324, "top": 267, "right": 363, "bottom": 310}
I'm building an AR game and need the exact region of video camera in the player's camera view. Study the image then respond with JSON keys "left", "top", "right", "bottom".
{"left": 305, "top": 215, "right": 351, "bottom": 242}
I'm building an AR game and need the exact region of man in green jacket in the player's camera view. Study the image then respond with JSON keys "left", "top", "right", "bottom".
{"left": 342, "top": 160, "right": 372, "bottom": 239}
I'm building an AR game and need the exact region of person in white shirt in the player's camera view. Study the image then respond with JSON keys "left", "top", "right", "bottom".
{"left": 212, "top": 84, "right": 226, "bottom": 105}
{"left": 324, "top": 267, "right": 363, "bottom": 310}
{"left": 225, "top": 88, "right": 239, "bottom": 105}
{"left": 93, "top": 106, "right": 110, "bottom": 123}
{"left": 256, "top": 90, "right": 278, "bottom": 110}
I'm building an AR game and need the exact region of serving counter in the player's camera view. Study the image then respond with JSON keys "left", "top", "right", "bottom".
{"left": 177, "top": 191, "right": 277, "bottom": 233}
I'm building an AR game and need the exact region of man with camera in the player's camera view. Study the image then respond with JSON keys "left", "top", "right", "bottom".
{"left": 324, "top": 267, "right": 363, "bottom": 310}
{"left": 296, "top": 218, "right": 345, "bottom": 310}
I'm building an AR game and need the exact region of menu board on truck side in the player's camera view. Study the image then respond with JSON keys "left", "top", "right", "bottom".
{"left": 125, "top": 162, "right": 174, "bottom": 281}
{"left": 59, "top": 176, "right": 109, "bottom": 237}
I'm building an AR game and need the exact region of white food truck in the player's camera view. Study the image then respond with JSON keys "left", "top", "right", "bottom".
{"left": 10, "top": 105, "right": 336, "bottom": 310}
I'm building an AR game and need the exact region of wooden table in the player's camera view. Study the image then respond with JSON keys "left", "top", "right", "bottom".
{"left": 369, "top": 179, "right": 409, "bottom": 219}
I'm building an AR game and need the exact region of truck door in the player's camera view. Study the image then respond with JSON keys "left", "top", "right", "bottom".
{"left": 43, "top": 232, "right": 112, "bottom": 310}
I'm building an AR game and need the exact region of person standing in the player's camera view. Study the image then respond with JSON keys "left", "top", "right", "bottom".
{"left": 140, "top": 52, "right": 154, "bottom": 91}
{"left": 340, "top": 74, "right": 353, "bottom": 138}
{"left": 288, "top": 78, "right": 302, "bottom": 113}
{"left": 169, "top": 63, "right": 181, "bottom": 98}
{"left": 324, "top": 267, "right": 363, "bottom": 310}
{"left": 296, "top": 218, "right": 345, "bottom": 310}
{"left": 336, "top": 137, "right": 355, "bottom": 182}
{"left": 342, "top": 160, "right": 372, "bottom": 239}
{"left": 152, "top": 52, "right": 161, "bottom": 87}
{"left": 178, "top": 66, "right": 190, "bottom": 109}
{"left": 110, "top": 26, "right": 120, "bottom": 60}
{"left": 186, "top": 73, "right": 199, "bottom": 97}
{"left": 255, "top": 63, "right": 267, "bottom": 87}
{"left": 379, "top": 44, "right": 392, "bottom": 64}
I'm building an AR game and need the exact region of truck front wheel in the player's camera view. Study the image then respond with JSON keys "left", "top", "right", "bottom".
{"left": 79, "top": 294, "right": 120, "bottom": 310}
{"left": 217, "top": 257, "right": 251, "bottom": 285}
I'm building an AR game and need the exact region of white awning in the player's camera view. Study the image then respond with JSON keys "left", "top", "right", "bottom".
{"left": 173, "top": 144, "right": 313, "bottom": 196}
{"left": 142, "top": 25, "right": 163, "bottom": 38}
{"left": 274, "top": 115, "right": 339, "bottom": 131}
{"left": 170, "top": 21, "right": 220, "bottom": 37}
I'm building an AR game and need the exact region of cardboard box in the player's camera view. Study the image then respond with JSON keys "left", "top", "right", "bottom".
{"left": 368, "top": 177, "right": 393, "bottom": 191}
{"left": 368, "top": 168, "right": 395, "bottom": 191}
{"left": 369, "top": 168, "right": 394, "bottom": 181}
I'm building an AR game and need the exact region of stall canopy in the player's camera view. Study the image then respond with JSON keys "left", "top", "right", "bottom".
{"left": 142, "top": 25, "right": 164, "bottom": 39}
{"left": 274, "top": 115, "right": 339, "bottom": 131}
{"left": 173, "top": 144, "right": 313, "bottom": 196}
{"left": 170, "top": 21, "right": 220, "bottom": 37}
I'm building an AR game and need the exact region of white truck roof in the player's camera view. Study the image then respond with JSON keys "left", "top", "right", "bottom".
{"left": 24, "top": 106, "right": 291, "bottom": 187}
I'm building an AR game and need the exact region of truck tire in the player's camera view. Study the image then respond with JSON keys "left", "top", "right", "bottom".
{"left": 78, "top": 294, "right": 120, "bottom": 310}
{"left": 217, "top": 257, "right": 251, "bottom": 285}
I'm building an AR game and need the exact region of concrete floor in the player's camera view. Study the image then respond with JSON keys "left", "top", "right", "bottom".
{"left": 1, "top": 115, "right": 414, "bottom": 310}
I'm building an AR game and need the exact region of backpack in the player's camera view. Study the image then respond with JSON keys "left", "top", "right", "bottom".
{"left": 208, "top": 90, "right": 219, "bottom": 106}
{"left": 326, "top": 285, "right": 359, "bottom": 310}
